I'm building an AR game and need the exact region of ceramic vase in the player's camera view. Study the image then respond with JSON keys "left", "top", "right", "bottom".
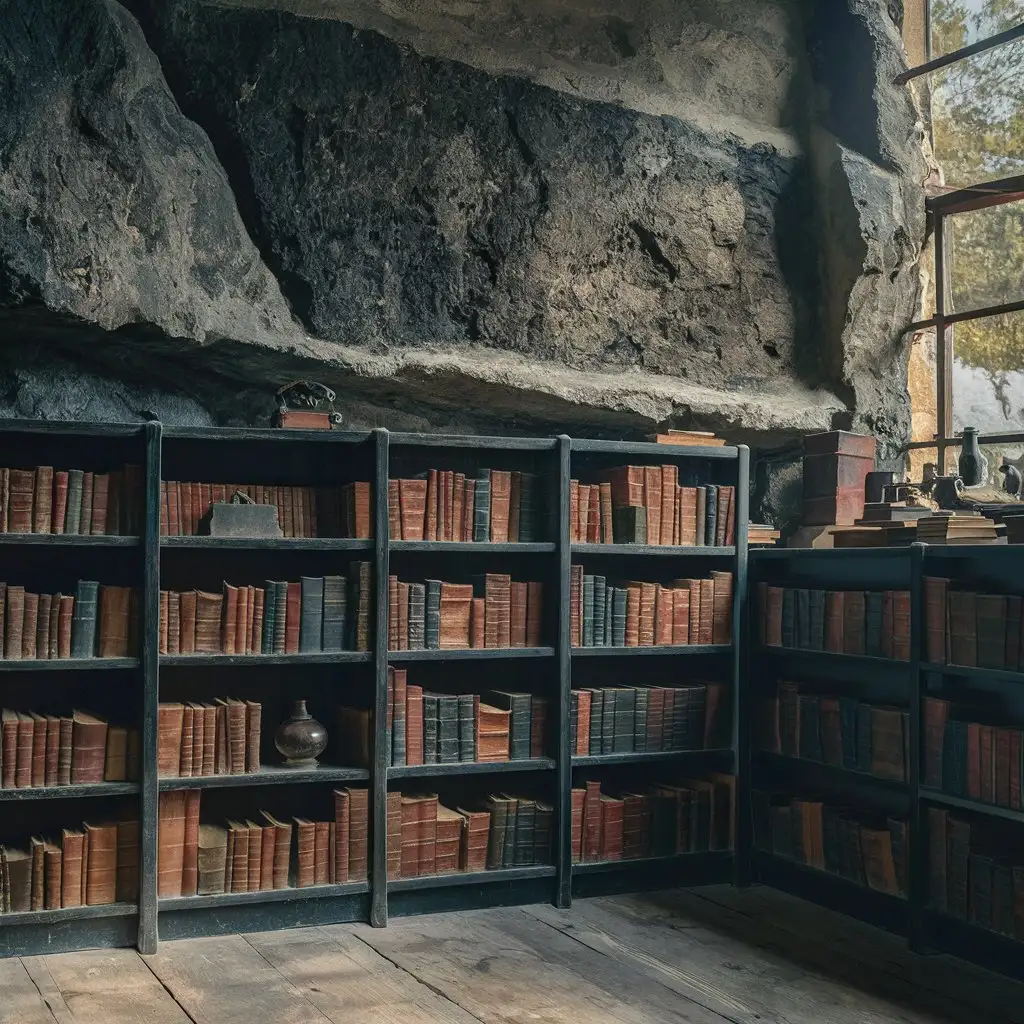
{"left": 275, "top": 700, "right": 327, "bottom": 768}
{"left": 958, "top": 426, "right": 988, "bottom": 487}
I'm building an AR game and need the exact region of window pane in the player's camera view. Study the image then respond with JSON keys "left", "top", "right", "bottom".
{"left": 929, "top": 11, "right": 1024, "bottom": 187}
{"left": 952, "top": 309, "right": 1024, "bottom": 433}
{"left": 929, "top": 0, "right": 1022, "bottom": 59}
{"left": 949, "top": 197, "right": 1024, "bottom": 313}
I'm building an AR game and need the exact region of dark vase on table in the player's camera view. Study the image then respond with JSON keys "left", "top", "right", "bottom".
{"left": 958, "top": 426, "right": 987, "bottom": 487}
{"left": 275, "top": 700, "right": 327, "bottom": 768}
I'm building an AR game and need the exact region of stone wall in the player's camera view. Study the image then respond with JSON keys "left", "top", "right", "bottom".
{"left": 0, "top": 0, "right": 925, "bottom": 462}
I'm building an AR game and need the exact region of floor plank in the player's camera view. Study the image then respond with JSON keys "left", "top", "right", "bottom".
{"left": 145, "top": 934, "right": 334, "bottom": 1024}
{"left": 27, "top": 949, "right": 193, "bottom": 1024}
{"left": 245, "top": 927, "right": 481, "bottom": 1024}
{"left": 527, "top": 899, "right": 950, "bottom": 1024}
{"left": 344, "top": 907, "right": 730, "bottom": 1024}
{"left": 0, "top": 958, "right": 59, "bottom": 1024}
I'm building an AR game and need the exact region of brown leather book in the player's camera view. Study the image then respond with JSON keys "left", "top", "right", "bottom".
{"left": 28, "top": 711, "right": 45, "bottom": 786}
{"left": 818, "top": 697, "right": 843, "bottom": 766}
{"left": 83, "top": 822, "right": 117, "bottom": 905}
{"left": 90, "top": 473, "right": 109, "bottom": 535}
{"left": 5, "top": 585, "right": 24, "bottom": 661}
{"left": 699, "top": 578, "right": 716, "bottom": 645}
{"left": 870, "top": 707, "right": 906, "bottom": 782}
{"left": 194, "top": 591, "right": 223, "bottom": 653}
{"left": 860, "top": 826, "right": 900, "bottom": 895}
{"left": 166, "top": 593, "right": 180, "bottom": 656}
{"left": 46, "top": 594, "right": 59, "bottom": 660}
{"left": 569, "top": 564, "right": 583, "bottom": 646}
{"left": 180, "top": 705, "right": 195, "bottom": 778}
{"left": 395, "top": 580, "right": 409, "bottom": 650}
{"left": 654, "top": 586, "right": 674, "bottom": 646}
{"left": 995, "top": 728, "right": 1012, "bottom": 808}
{"left": 179, "top": 590, "right": 197, "bottom": 655}
{"left": 530, "top": 697, "right": 548, "bottom": 758}
{"left": 237, "top": 586, "right": 252, "bottom": 656}
{"left": 577, "top": 484, "right": 590, "bottom": 543}
{"left": 259, "top": 825, "right": 275, "bottom": 890}
{"left": 22, "top": 592, "right": 38, "bottom": 659}
{"left": 43, "top": 840, "right": 62, "bottom": 910}
{"left": 948, "top": 591, "right": 978, "bottom": 667}
{"left": 569, "top": 480, "right": 581, "bottom": 543}
{"left": 600, "top": 796, "right": 625, "bottom": 861}
{"left": 0, "top": 709, "right": 16, "bottom": 788}
{"left": 261, "top": 811, "right": 292, "bottom": 889}
{"left": 244, "top": 822, "right": 263, "bottom": 892}
{"left": 509, "top": 582, "right": 528, "bottom": 648}
{"left": 435, "top": 806, "right": 462, "bottom": 873}
{"left": 388, "top": 575, "right": 399, "bottom": 650}
{"left": 293, "top": 818, "right": 316, "bottom": 888}
{"left": 439, "top": 582, "right": 473, "bottom": 649}
{"left": 158, "top": 790, "right": 188, "bottom": 898}
{"left": 400, "top": 794, "right": 428, "bottom": 877}
{"left": 29, "top": 837, "right": 44, "bottom": 910}
{"left": 71, "top": 711, "right": 108, "bottom": 785}
{"left": 570, "top": 789, "right": 585, "bottom": 862}
{"left": 923, "top": 577, "right": 949, "bottom": 665}
{"left": 824, "top": 591, "right": 845, "bottom": 653}
{"left": 406, "top": 686, "right": 424, "bottom": 766}
{"left": 711, "top": 571, "right": 733, "bottom": 646}
{"left": 284, "top": 581, "right": 301, "bottom": 654}
{"left": 582, "top": 781, "right": 602, "bottom": 862}
{"left": 226, "top": 821, "right": 249, "bottom": 893}
{"left": 526, "top": 582, "right": 544, "bottom": 648}
{"left": 335, "top": 707, "right": 373, "bottom": 768}
{"left": 891, "top": 591, "right": 912, "bottom": 662}
{"left": 643, "top": 466, "right": 662, "bottom": 545}
{"left": 217, "top": 699, "right": 247, "bottom": 775}
{"left": 14, "top": 712, "right": 32, "bottom": 788}
{"left": 222, "top": 584, "right": 239, "bottom": 655}
{"left": 79, "top": 472, "right": 95, "bottom": 536}
{"left": 179, "top": 791, "right": 200, "bottom": 896}
{"left": 54, "top": 594, "right": 72, "bottom": 659}
{"left": 586, "top": 486, "right": 601, "bottom": 544}
{"left": 104, "top": 725, "right": 127, "bottom": 782}
{"left": 49, "top": 469, "right": 69, "bottom": 535}
{"left": 923, "top": 697, "right": 950, "bottom": 790}
{"left": 843, "top": 590, "right": 866, "bottom": 655}
{"left": 637, "top": 582, "right": 655, "bottom": 646}
{"left": 490, "top": 470, "right": 512, "bottom": 543}
{"left": 477, "top": 573, "right": 512, "bottom": 649}
{"left": 575, "top": 690, "right": 592, "bottom": 755}
{"left": 3, "top": 847, "right": 32, "bottom": 913}
{"left": 476, "top": 703, "right": 510, "bottom": 762}
{"left": 659, "top": 465, "right": 677, "bottom": 545}
{"left": 465, "top": 596, "right": 482, "bottom": 649}
{"left": 347, "top": 787, "right": 370, "bottom": 880}
{"left": 159, "top": 592, "right": 170, "bottom": 654}
{"left": 398, "top": 478, "right": 427, "bottom": 541}
{"left": 59, "top": 828, "right": 85, "bottom": 908}
{"left": 313, "top": 821, "right": 330, "bottom": 885}
{"left": 116, "top": 815, "right": 140, "bottom": 902}
{"left": 7, "top": 469, "right": 34, "bottom": 533}
{"left": 457, "top": 808, "right": 491, "bottom": 872}
{"left": 672, "top": 588, "right": 690, "bottom": 644}
{"left": 980, "top": 725, "right": 995, "bottom": 804}
{"left": 188, "top": 703, "right": 204, "bottom": 779}
{"left": 42, "top": 715, "right": 59, "bottom": 786}
{"left": 462, "top": 479, "right": 475, "bottom": 541}
{"left": 624, "top": 584, "right": 641, "bottom": 647}
{"left": 36, "top": 593, "right": 51, "bottom": 661}
{"left": 157, "top": 704, "right": 185, "bottom": 778}
{"left": 201, "top": 705, "right": 216, "bottom": 776}
{"left": 245, "top": 701, "right": 261, "bottom": 774}
{"left": 333, "top": 790, "right": 350, "bottom": 883}
{"left": 197, "top": 824, "right": 228, "bottom": 896}
{"left": 386, "top": 791, "right": 402, "bottom": 879}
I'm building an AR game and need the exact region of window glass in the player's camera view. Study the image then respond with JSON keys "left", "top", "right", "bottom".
{"left": 930, "top": 0, "right": 1020, "bottom": 58}
{"left": 949, "top": 198, "right": 1024, "bottom": 314}
{"left": 952, "top": 310, "right": 1024, "bottom": 433}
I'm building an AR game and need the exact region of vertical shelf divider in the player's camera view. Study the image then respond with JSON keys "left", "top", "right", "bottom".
{"left": 139, "top": 420, "right": 162, "bottom": 954}
{"left": 908, "top": 541, "right": 925, "bottom": 952}
{"left": 555, "top": 435, "right": 572, "bottom": 909}
{"left": 733, "top": 445, "right": 752, "bottom": 887}
{"left": 371, "top": 428, "right": 390, "bottom": 927}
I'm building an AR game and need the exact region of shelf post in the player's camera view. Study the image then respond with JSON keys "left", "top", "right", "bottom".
{"left": 555, "top": 435, "right": 572, "bottom": 909}
{"left": 734, "top": 445, "right": 752, "bottom": 887}
{"left": 908, "top": 541, "right": 925, "bottom": 952}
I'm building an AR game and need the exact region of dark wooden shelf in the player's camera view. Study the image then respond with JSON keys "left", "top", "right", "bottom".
{"left": 0, "top": 534, "right": 139, "bottom": 547}
{"left": 760, "top": 647, "right": 911, "bottom": 674}
{"left": 0, "top": 902, "right": 137, "bottom": 928}
{"left": 571, "top": 644, "right": 730, "bottom": 658}
{"left": 158, "top": 766, "right": 370, "bottom": 791}
{"left": 159, "top": 881, "right": 370, "bottom": 911}
{"left": 160, "top": 652, "right": 371, "bottom": 667}
{"left": 571, "top": 544, "right": 734, "bottom": 557}
{"left": 0, "top": 658, "right": 139, "bottom": 672}
{"left": 0, "top": 782, "right": 140, "bottom": 801}
{"left": 923, "top": 910, "right": 1024, "bottom": 983}
{"left": 388, "top": 865, "right": 556, "bottom": 892}
{"left": 571, "top": 749, "right": 733, "bottom": 768}
{"left": 390, "top": 541, "right": 555, "bottom": 553}
{"left": 922, "top": 662, "right": 1024, "bottom": 685}
{"left": 921, "top": 789, "right": 1024, "bottom": 825}
{"left": 387, "top": 647, "right": 554, "bottom": 662}
{"left": 389, "top": 758, "right": 555, "bottom": 779}
{"left": 162, "top": 424, "right": 372, "bottom": 444}
{"left": 756, "top": 752, "right": 909, "bottom": 795}
{"left": 569, "top": 438, "right": 737, "bottom": 459}
{"left": 572, "top": 851, "right": 731, "bottom": 875}
{"left": 161, "top": 536, "right": 373, "bottom": 551}
{"left": 389, "top": 433, "right": 557, "bottom": 451}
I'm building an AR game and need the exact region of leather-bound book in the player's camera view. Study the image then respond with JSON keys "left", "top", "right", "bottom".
{"left": 179, "top": 705, "right": 195, "bottom": 778}
{"left": 244, "top": 701, "right": 261, "bottom": 774}
{"left": 47, "top": 595, "right": 59, "bottom": 660}
{"left": 995, "top": 728, "right": 1012, "bottom": 808}
{"left": 710, "top": 571, "right": 733, "bottom": 646}
{"left": 187, "top": 704, "right": 204, "bottom": 779}
{"left": 860, "top": 825, "right": 900, "bottom": 895}
{"left": 243, "top": 822, "right": 263, "bottom": 892}
{"left": 43, "top": 840, "right": 62, "bottom": 910}
{"left": 668, "top": 586, "right": 689, "bottom": 645}
{"left": 259, "top": 825, "right": 275, "bottom": 890}
{"left": 69, "top": 580, "right": 99, "bottom": 658}
{"left": 222, "top": 584, "right": 239, "bottom": 655}
{"left": 158, "top": 592, "right": 170, "bottom": 654}
{"left": 179, "top": 791, "right": 201, "bottom": 896}
{"left": 199, "top": 705, "right": 215, "bottom": 776}
{"left": 250, "top": 587, "right": 265, "bottom": 654}
{"left": 13, "top": 712, "right": 33, "bottom": 789}
{"left": 525, "top": 582, "right": 543, "bottom": 648}
{"left": 312, "top": 820, "right": 330, "bottom": 886}
{"left": 505, "top": 581, "right": 529, "bottom": 649}
{"left": 400, "top": 794, "right": 427, "bottom": 877}
{"left": 437, "top": 582, "right": 472, "bottom": 649}
{"left": 259, "top": 812, "right": 291, "bottom": 889}
{"left": 400, "top": 478, "right": 428, "bottom": 542}
{"left": 158, "top": 791, "right": 188, "bottom": 898}
{"left": 225, "top": 821, "right": 248, "bottom": 893}
{"left": 489, "top": 470, "right": 511, "bottom": 542}
{"left": 332, "top": 790, "right": 350, "bottom": 883}
{"left": 0, "top": 709, "right": 16, "bottom": 788}
{"left": 387, "top": 480, "right": 401, "bottom": 539}
{"left": 889, "top": 590, "right": 911, "bottom": 662}
{"left": 657, "top": 465, "right": 676, "bottom": 545}
{"left": 35, "top": 593, "right": 51, "bottom": 661}
{"left": 354, "top": 562, "right": 373, "bottom": 653}
{"left": 923, "top": 698, "right": 950, "bottom": 790}
{"left": 115, "top": 815, "right": 139, "bottom": 902}
{"left": 948, "top": 591, "right": 978, "bottom": 667}
{"left": 823, "top": 591, "right": 845, "bottom": 653}
{"left": 697, "top": 578, "right": 714, "bottom": 645}
{"left": 219, "top": 699, "right": 247, "bottom": 775}
{"left": 387, "top": 575, "right": 399, "bottom": 651}
{"left": 582, "top": 780, "right": 602, "bottom": 862}
{"left": 299, "top": 576, "right": 324, "bottom": 653}
{"left": 599, "top": 796, "right": 624, "bottom": 861}
{"left": 385, "top": 791, "right": 402, "bottom": 879}
{"left": 165, "top": 592, "right": 181, "bottom": 656}
{"left": 652, "top": 586, "right": 673, "bottom": 646}
{"left": 21, "top": 592, "right": 38, "bottom": 660}
{"left": 634, "top": 581, "right": 654, "bottom": 646}
{"left": 842, "top": 591, "right": 866, "bottom": 655}
{"left": 71, "top": 711, "right": 108, "bottom": 785}
{"left": 234, "top": 586, "right": 249, "bottom": 655}
{"left": 197, "top": 824, "right": 228, "bottom": 896}
{"left": 458, "top": 808, "right": 491, "bottom": 872}
{"left": 83, "top": 822, "right": 117, "bottom": 905}
{"left": 569, "top": 564, "right": 582, "bottom": 647}
{"left": 476, "top": 703, "right": 510, "bottom": 763}
{"left": 586, "top": 484, "right": 601, "bottom": 544}
{"left": 570, "top": 788, "right": 585, "bottom": 863}
{"left": 7, "top": 469, "right": 34, "bottom": 533}
{"left": 157, "top": 704, "right": 184, "bottom": 777}
{"left": 976, "top": 594, "right": 1008, "bottom": 670}
{"left": 870, "top": 707, "right": 906, "bottom": 782}
{"left": 104, "top": 725, "right": 127, "bottom": 783}
{"left": 27, "top": 711, "right": 45, "bottom": 786}
{"left": 52, "top": 593, "right": 72, "bottom": 660}
{"left": 406, "top": 685, "right": 424, "bottom": 766}
{"left": 319, "top": 575, "right": 346, "bottom": 653}
{"left": 621, "top": 584, "right": 640, "bottom": 647}
{"left": 2, "top": 847, "right": 31, "bottom": 913}
{"left": 58, "top": 828, "right": 85, "bottom": 908}
{"left": 980, "top": 725, "right": 995, "bottom": 804}
{"left": 89, "top": 473, "right": 109, "bottom": 535}
{"left": 923, "top": 577, "right": 949, "bottom": 665}
{"left": 79, "top": 472, "right": 95, "bottom": 536}
{"left": 41, "top": 715, "right": 59, "bottom": 786}
{"left": 346, "top": 787, "right": 369, "bottom": 880}
{"left": 434, "top": 806, "right": 462, "bottom": 873}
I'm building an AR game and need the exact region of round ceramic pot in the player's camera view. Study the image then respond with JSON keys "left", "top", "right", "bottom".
{"left": 275, "top": 700, "right": 327, "bottom": 768}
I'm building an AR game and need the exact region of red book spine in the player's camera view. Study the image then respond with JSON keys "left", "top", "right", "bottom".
{"left": 285, "top": 582, "right": 301, "bottom": 654}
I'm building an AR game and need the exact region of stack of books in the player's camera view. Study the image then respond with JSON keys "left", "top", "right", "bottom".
{"left": 648, "top": 429, "right": 725, "bottom": 447}
{"left": 157, "top": 787, "right": 369, "bottom": 897}
{"left": 0, "top": 464, "right": 142, "bottom": 536}
{"left": 570, "top": 570, "right": 732, "bottom": 647}
{"left": 387, "top": 470, "right": 539, "bottom": 542}
{"left": 158, "top": 566, "right": 373, "bottom": 655}
{"left": 570, "top": 683, "right": 730, "bottom": 755}
{"left": 0, "top": 814, "right": 138, "bottom": 912}
{"left": 157, "top": 701, "right": 261, "bottom": 778}
{"left": 160, "top": 480, "right": 371, "bottom": 538}
{"left": 753, "top": 791, "right": 907, "bottom": 897}
{"left": 570, "top": 775, "right": 734, "bottom": 862}
{"left": 387, "top": 574, "right": 543, "bottom": 650}
{"left": 917, "top": 512, "right": 1003, "bottom": 545}
{"left": 756, "top": 682, "right": 908, "bottom": 782}
{"left": 748, "top": 523, "right": 780, "bottom": 546}
{"left": 0, "top": 710, "right": 139, "bottom": 788}
{"left": 924, "top": 577, "right": 1024, "bottom": 669}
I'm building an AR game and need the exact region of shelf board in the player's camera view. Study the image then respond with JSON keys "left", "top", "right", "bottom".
{"left": 571, "top": 644, "right": 730, "bottom": 658}
{"left": 389, "top": 433, "right": 557, "bottom": 451}
{"left": 160, "top": 652, "right": 371, "bottom": 667}
{"left": 756, "top": 752, "right": 909, "bottom": 795}
{"left": 0, "top": 658, "right": 139, "bottom": 672}
{"left": 159, "top": 881, "right": 369, "bottom": 911}
{"left": 389, "top": 758, "right": 555, "bottom": 779}
{"left": 571, "top": 544, "right": 734, "bottom": 557}
{"left": 923, "top": 910, "right": 1024, "bottom": 982}
{"left": 0, "top": 782, "right": 140, "bottom": 801}
{"left": 0, "top": 534, "right": 139, "bottom": 547}
{"left": 0, "top": 902, "right": 137, "bottom": 928}
{"left": 388, "top": 864, "right": 556, "bottom": 892}
{"left": 158, "top": 766, "right": 370, "bottom": 791}
{"left": 162, "top": 425, "right": 372, "bottom": 444}
{"left": 760, "top": 647, "right": 911, "bottom": 673}
{"left": 571, "top": 749, "right": 733, "bottom": 768}
{"left": 922, "top": 662, "right": 1024, "bottom": 685}
{"left": 390, "top": 541, "right": 555, "bottom": 553}
{"left": 161, "top": 536, "right": 373, "bottom": 552}
{"left": 569, "top": 438, "right": 737, "bottom": 459}
{"left": 387, "top": 647, "right": 554, "bottom": 662}
{"left": 921, "top": 789, "right": 1024, "bottom": 825}
{"left": 572, "top": 852, "right": 729, "bottom": 875}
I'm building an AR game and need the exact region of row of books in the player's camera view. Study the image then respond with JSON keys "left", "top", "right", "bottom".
{"left": 391, "top": 792, "right": 551, "bottom": 877}
{"left": 570, "top": 472, "right": 735, "bottom": 547}
{"left": 570, "top": 570, "right": 733, "bottom": 647}
{"left": 0, "top": 465, "right": 142, "bottom": 536}
{"left": 387, "top": 470, "right": 540, "bottom": 543}
{"left": 753, "top": 792, "right": 907, "bottom": 898}
{"left": 570, "top": 683, "right": 730, "bottom": 756}
{"left": 924, "top": 577, "right": 1024, "bottom": 670}
{"left": 157, "top": 701, "right": 260, "bottom": 778}
{"left": 157, "top": 787, "right": 369, "bottom": 897}
{"left": 755, "top": 683, "right": 909, "bottom": 782}
{"left": 570, "top": 775, "right": 734, "bottom": 862}
{"left": 758, "top": 585, "right": 911, "bottom": 660}
{"left": 924, "top": 698, "right": 1024, "bottom": 809}
{"left": 927, "top": 808, "right": 1024, "bottom": 938}
{"left": 1, "top": 710, "right": 138, "bottom": 789}
{"left": 385, "top": 672, "right": 546, "bottom": 765}
{"left": 0, "top": 814, "right": 139, "bottom": 913}
{"left": 157, "top": 567, "right": 373, "bottom": 655}
{"left": 159, "top": 481, "right": 372, "bottom": 538}
{"left": 387, "top": 574, "right": 542, "bottom": 650}
{"left": 0, "top": 582, "right": 134, "bottom": 660}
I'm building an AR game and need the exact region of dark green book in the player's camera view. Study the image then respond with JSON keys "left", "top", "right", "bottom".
{"left": 604, "top": 582, "right": 614, "bottom": 647}
{"left": 601, "top": 688, "right": 616, "bottom": 756}
{"left": 322, "top": 575, "right": 347, "bottom": 651}
{"left": 501, "top": 796, "right": 518, "bottom": 867}
{"left": 796, "top": 589, "right": 811, "bottom": 649}
{"left": 518, "top": 472, "right": 537, "bottom": 542}
{"left": 593, "top": 576, "right": 607, "bottom": 646}
{"left": 856, "top": 702, "right": 873, "bottom": 773}
{"left": 473, "top": 470, "right": 491, "bottom": 542}
{"left": 611, "top": 588, "right": 627, "bottom": 647}
{"left": 865, "top": 592, "right": 884, "bottom": 656}
{"left": 486, "top": 796, "right": 509, "bottom": 869}
{"left": 799, "top": 695, "right": 822, "bottom": 762}
{"left": 489, "top": 691, "right": 531, "bottom": 760}
{"left": 781, "top": 588, "right": 796, "bottom": 648}
{"left": 613, "top": 505, "right": 646, "bottom": 544}
{"left": 839, "top": 697, "right": 859, "bottom": 769}
{"left": 633, "top": 688, "right": 648, "bottom": 753}
{"left": 582, "top": 575, "right": 595, "bottom": 648}
{"left": 569, "top": 691, "right": 579, "bottom": 754}
{"left": 437, "top": 695, "right": 460, "bottom": 764}
{"left": 533, "top": 801, "right": 553, "bottom": 864}
{"left": 71, "top": 580, "right": 99, "bottom": 658}
{"left": 613, "top": 687, "right": 635, "bottom": 753}
{"left": 424, "top": 580, "right": 442, "bottom": 650}
{"left": 423, "top": 694, "right": 439, "bottom": 764}
{"left": 514, "top": 799, "right": 536, "bottom": 866}
{"left": 299, "top": 576, "right": 324, "bottom": 652}
{"left": 704, "top": 486, "right": 717, "bottom": 546}
{"left": 808, "top": 590, "right": 825, "bottom": 651}
{"left": 407, "top": 583, "right": 425, "bottom": 649}
{"left": 458, "top": 694, "right": 475, "bottom": 762}
{"left": 261, "top": 583, "right": 277, "bottom": 655}
{"left": 589, "top": 689, "right": 604, "bottom": 756}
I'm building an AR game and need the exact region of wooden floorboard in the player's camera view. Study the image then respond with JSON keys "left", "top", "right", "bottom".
{"left": 0, "top": 957, "right": 59, "bottom": 1024}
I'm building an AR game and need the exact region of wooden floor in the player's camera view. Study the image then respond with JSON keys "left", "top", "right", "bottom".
{"left": 5, "top": 885, "right": 1024, "bottom": 1024}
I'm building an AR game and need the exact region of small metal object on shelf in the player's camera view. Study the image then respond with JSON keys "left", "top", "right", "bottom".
{"left": 272, "top": 379, "right": 343, "bottom": 430}
{"left": 198, "top": 490, "right": 283, "bottom": 538}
